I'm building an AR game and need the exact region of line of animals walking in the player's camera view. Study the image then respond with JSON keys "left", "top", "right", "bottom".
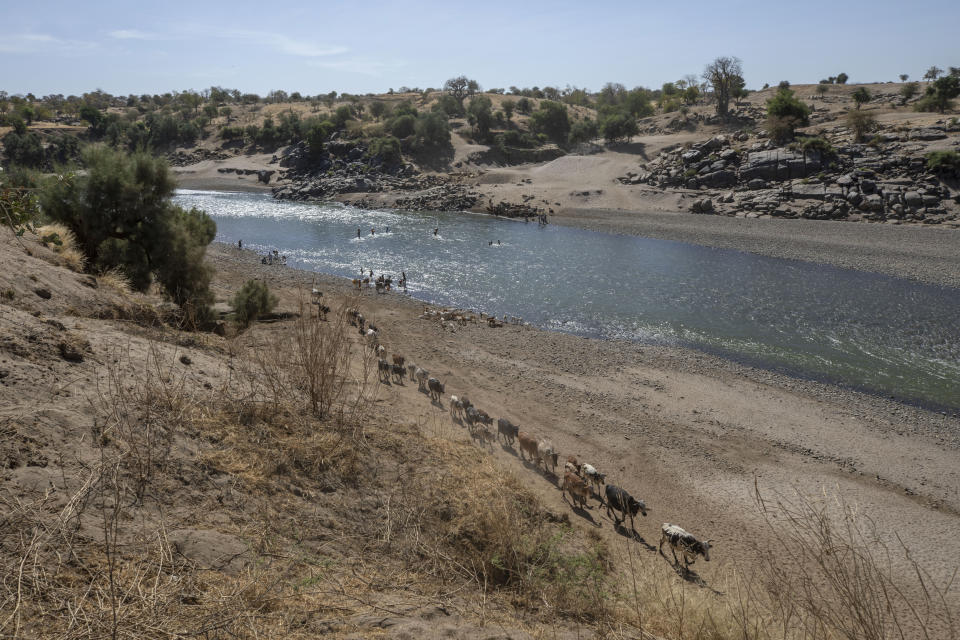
{"left": 347, "top": 305, "right": 715, "bottom": 574}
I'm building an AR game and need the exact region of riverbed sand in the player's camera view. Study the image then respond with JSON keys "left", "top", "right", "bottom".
{"left": 208, "top": 243, "right": 960, "bottom": 615}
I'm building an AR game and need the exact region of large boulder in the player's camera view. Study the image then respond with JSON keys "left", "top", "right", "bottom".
{"left": 740, "top": 150, "right": 825, "bottom": 182}
{"left": 699, "top": 170, "right": 737, "bottom": 188}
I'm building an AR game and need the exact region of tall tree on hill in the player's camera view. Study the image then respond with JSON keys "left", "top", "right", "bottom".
{"left": 443, "top": 76, "right": 480, "bottom": 106}
{"left": 836, "top": 72, "right": 849, "bottom": 84}
{"left": 703, "top": 56, "right": 743, "bottom": 118}
{"left": 899, "top": 74, "right": 909, "bottom": 82}
{"left": 924, "top": 66, "right": 943, "bottom": 81}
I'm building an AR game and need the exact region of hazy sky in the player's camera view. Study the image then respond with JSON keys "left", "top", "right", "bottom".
{"left": 2, "top": 0, "right": 957, "bottom": 97}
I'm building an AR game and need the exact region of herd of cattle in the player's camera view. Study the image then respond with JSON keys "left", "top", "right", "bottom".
{"left": 349, "top": 306, "right": 714, "bottom": 571}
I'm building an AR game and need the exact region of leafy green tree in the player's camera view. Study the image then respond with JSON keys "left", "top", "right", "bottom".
{"left": 501, "top": 99, "right": 516, "bottom": 121}
{"left": 1, "top": 131, "right": 45, "bottom": 168}
{"left": 413, "top": 111, "right": 450, "bottom": 149}
{"left": 703, "top": 56, "right": 743, "bottom": 117}
{"left": 39, "top": 146, "right": 216, "bottom": 317}
{"left": 466, "top": 96, "right": 493, "bottom": 140}
{"left": 766, "top": 88, "right": 811, "bottom": 141}
{"left": 852, "top": 87, "right": 872, "bottom": 109}
{"left": 369, "top": 101, "right": 387, "bottom": 120}
{"left": 433, "top": 94, "right": 463, "bottom": 117}
{"left": 816, "top": 83, "right": 829, "bottom": 99}
{"left": 599, "top": 112, "right": 638, "bottom": 144}
{"left": 443, "top": 76, "right": 480, "bottom": 106}
{"left": 899, "top": 74, "right": 909, "bottom": 82}
{"left": 516, "top": 97, "right": 532, "bottom": 115}
{"left": 915, "top": 75, "right": 960, "bottom": 113}
{"left": 568, "top": 118, "right": 598, "bottom": 144}
{"left": 836, "top": 72, "right": 849, "bottom": 84}
{"left": 529, "top": 101, "right": 570, "bottom": 144}
{"left": 624, "top": 88, "right": 655, "bottom": 117}
{"left": 305, "top": 120, "right": 335, "bottom": 155}
{"left": 924, "top": 66, "right": 943, "bottom": 81}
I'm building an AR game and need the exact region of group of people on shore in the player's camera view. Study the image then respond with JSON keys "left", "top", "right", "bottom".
{"left": 239, "top": 240, "right": 288, "bottom": 266}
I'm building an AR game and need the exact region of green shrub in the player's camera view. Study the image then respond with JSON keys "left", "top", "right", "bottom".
{"left": 367, "top": 136, "right": 402, "bottom": 166}
{"left": 466, "top": 96, "right": 493, "bottom": 140}
{"left": 388, "top": 114, "right": 416, "bottom": 138}
{"left": 766, "top": 89, "right": 812, "bottom": 142}
{"left": 914, "top": 75, "right": 960, "bottom": 113}
{"left": 39, "top": 146, "right": 216, "bottom": 319}
{"left": 529, "top": 101, "right": 570, "bottom": 144}
{"left": 926, "top": 150, "right": 960, "bottom": 176}
{"left": 220, "top": 125, "right": 245, "bottom": 141}
{"left": 432, "top": 94, "right": 462, "bottom": 117}
{"left": 568, "top": 119, "right": 599, "bottom": 144}
{"left": 852, "top": 87, "right": 872, "bottom": 110}
{"left": 846, "top": 110, "right": 876, "bottom": 142}
{"left": 900, "top": 82, "right": 920, "bottom": 105}
{"left": 232, "top": 279, "right": 277, "bottom": 328}
{"left": 413, "top": 112, "right": 450, "bottom": 149}
{"left": 795, "top": 137, "right": 835, "bottom": 157}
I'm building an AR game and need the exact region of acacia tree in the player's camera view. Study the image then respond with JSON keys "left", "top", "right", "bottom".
{"left": 924, "top": 66, "right": 943, "bottom": 81}
{"left": 899, "top": 74, "right": 909, "bottom": 82}
{"left": 443, "top": 76, "right": 480, "bottom": 106}
{"left": 703, "top": 56, "right": 743, "bottom": 118}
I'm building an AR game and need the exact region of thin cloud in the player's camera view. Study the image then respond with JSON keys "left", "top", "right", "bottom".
{"left": 309, "top": 58, "right": 404, "bottom": 77}
{"left": 0, "top": 33, "right": 96, "bottom": 54}
{"left": 109, "top": 29, "right": 162, "bottom": 40}
{"left": 179, "top": 25, "right": 347, "bottom": 58}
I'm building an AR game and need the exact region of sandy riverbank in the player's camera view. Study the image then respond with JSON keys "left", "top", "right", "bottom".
{"left": 208, "top": 242, "right": 960, "bottom": 614}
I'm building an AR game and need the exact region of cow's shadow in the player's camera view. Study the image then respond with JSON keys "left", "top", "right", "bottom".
{"left": 612, "top": 524, "right": 657, "bottom": 551}
{"left": 660, "top": 551, "right": 721, "bottom": 592}
{"left": 500, "top": 443, "right": 518, "bottom": 457}
{"left": 563, "top": 498, "right": 602, "bottom": 527}
{"left": 431, "top": 397, "right": 444, "bottom": 410}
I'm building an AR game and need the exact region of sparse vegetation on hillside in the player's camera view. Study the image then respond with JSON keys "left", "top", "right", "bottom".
{"left": 39, "top": 146, "right": 216, "bottom": 323}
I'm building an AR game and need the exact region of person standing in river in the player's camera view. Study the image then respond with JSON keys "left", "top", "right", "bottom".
{"left": 434, "top": 227, "right": 439, "bottom": 236}
{"left": 357, "top": 227, "right": 361, "bottom": 239}
{"left": 238, "top": 239, "right": 242, "bottom": 250}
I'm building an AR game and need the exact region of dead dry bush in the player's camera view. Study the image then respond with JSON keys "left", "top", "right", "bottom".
{"left": 752, "top": 484, "right": 956, "bottom": 640}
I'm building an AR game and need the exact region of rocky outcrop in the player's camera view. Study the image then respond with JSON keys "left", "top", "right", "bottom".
{"left": 623, "top": 129, "right": 959, "bottom": 226}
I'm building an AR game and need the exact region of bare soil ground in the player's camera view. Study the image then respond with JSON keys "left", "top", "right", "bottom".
{"left": 5, "top": 227, "right": 958, "bottom": 637}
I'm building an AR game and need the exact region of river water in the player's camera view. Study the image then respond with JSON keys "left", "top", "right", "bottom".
{"left": 174, "top": 189, "right": 960, "bottom": 411}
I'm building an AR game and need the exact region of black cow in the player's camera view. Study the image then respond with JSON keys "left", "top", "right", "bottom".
{"left": 605, "top": 485, "right": 648, "bottom": 531}
{"left": 497, "top": 418, "right": 519, "bottom": 445}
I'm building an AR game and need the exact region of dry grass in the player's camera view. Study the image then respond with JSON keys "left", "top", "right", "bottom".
{"left": 96, "top": 267, "right": 131, "bottom": 296}
{"left": 2, "top": 287, "right": 956, "bottom": 639}
{"left": 36, "top": 223, "right": 86, "bottom": 272}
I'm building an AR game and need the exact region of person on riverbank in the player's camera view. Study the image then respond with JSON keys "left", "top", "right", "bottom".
{"left": 238, "top": 239, "right": 242, "bottom": 250}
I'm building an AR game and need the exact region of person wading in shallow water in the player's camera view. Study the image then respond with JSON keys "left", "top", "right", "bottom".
{"left": 434, "top": 227, "right": 439, "bottom": 236}
{"left": 238, "top": 239, "right": 242, "bottom": 249}
{"left": 357, "top": 227, "right": 361, "bottom": 239}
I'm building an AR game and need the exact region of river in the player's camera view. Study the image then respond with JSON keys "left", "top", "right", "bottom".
{"left": 174, "top": 189, "right": 960, "bottom": 411}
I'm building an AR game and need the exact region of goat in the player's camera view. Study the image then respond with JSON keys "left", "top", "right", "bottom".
{"left": 407, "top": 363, "right": 418, "bottom": 381}
{"left": 659, "top": 523, "right": 713, "bottom": 569}
{"left": 517, "top": 432, "right": 539, "bottom": 463}
{"left": 415, "top": 367, "right": 429, "bottom": 390}
{"left": 376, "top": 344, "right": 385, "bottom": 358}
{"left": 561, "top": 472, "right": 590, "bottom": 509}
{"left": 565, "top": 456, "right": 581, "bottom": 476}
{"left": 392, "top": 354, "right": 405, "bottom": 368}
{"left": 391, "top": 363, "right": 405, "bottom": 384}
{"left": 537, "top": 440, "right": 559, "bottom": 475}
{"left": 605, "top": 485, "right": 648, "bottom": 532}
{"left": 496, "top": 418, "right": 519, "bottom": 445}
{"left": 581, "top": 463, "right": 606, "bottom": 499}
{"left": 428, "top": 377, "right": 444, "bottom": 402}
{"left": 465, "top": 405, "right": 479, "bottom": 427}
